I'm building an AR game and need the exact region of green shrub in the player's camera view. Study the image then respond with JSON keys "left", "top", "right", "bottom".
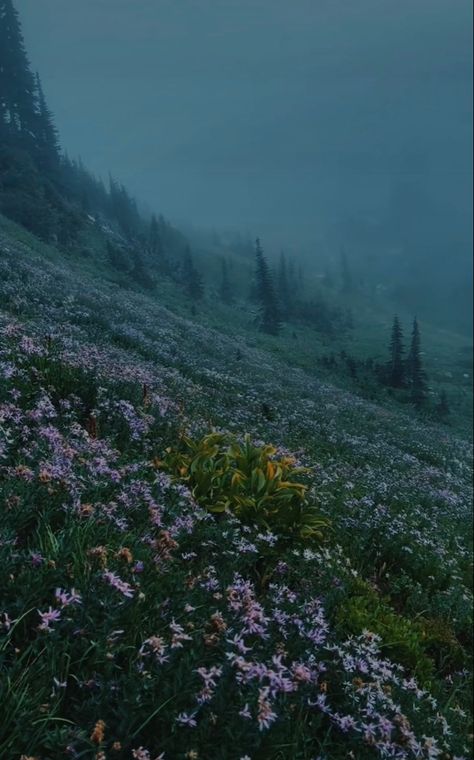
{"left": 158, "top": 432, "right": 330, "bottom": 541}
{"left": 336, "top": 579, "right": 434, "bottom": 684}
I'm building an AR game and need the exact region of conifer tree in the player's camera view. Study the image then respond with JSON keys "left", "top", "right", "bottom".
{"left": 219, "top": 258, "right": 233, "bottom": 303}
{"left": 0, "top": 0, "right": 37, "bottom": 143}
{"left": 277, "top": 252, "right": 291, "bottom": 318}
{"left": 148, "top": 213, "right": 164, "bottom": 261}
{"left": 407, "top": 317, "right": 428, "bottom": 406}
{"left": 182, "top": 247, "right": 204, "bottom": 300}
{"left": 436, "top": 388, "right": 451, "bottom": 420}
{"left": 106, "top": 241, "right": 129, "bottom": 272}
{"left": 388, "top": 315, "right": 405, "bottom": 388}
{"left": 340, "top": 247, "right": 352, "bottom": 294}
{"left": 436, "top": 389, "right": 450, "bottom": 419}
{"left": 254, "top": 238, "right": 281, "bottom": 335}
{"left": 131, "top": 249, "right": 153, "bottom": 290}
{"left": 109, "top": 176, "right": 140, "bottom": 239}
{"left": 34, "top": 72, "right": 60, "bottom": 175}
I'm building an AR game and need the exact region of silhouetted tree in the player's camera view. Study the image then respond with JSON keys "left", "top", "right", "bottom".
{"left": 34, "top": 72, "right": 60, "bottom": 175}
{"left": 106, "top": 241, "right": 129, "bottom": 272}
{"left": 182, "top": 247, "right": 204, "bottom": 300}
{"left": 254, "top": 238, "right": 281, "bottom": 335}
{"left": 407, "top": 317, "right": 428, "bottom": 406}
{"left": 436, "top": 389, "right": 450, "bottom": 419}
{"left": 131, "top": 250, "right": 153, "bottom": 290}
{"left": 219, "top": 258, "right": 233, "bottom": 303}
{"left": 388, "top": 316, "right": 405, "bottom": 388}
{"left": 0, "top": 0, "right": 37, "bottom": 145}
{"left": 277, "top": 252, "right": 291, "bottom": 318}
{"left": 109, "top": 176, "right": 140, "bottom": 239}
{"left": 148, "top": 213, "right": 163, "bottom": 258}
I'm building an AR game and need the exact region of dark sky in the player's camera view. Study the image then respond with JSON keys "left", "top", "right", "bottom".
{"left": 16, "top": 0, "right": 473, "bottom": 253}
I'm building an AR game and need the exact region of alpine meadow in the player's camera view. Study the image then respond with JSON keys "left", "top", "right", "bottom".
{"left": 0, "top": 1, "right": 472, "bottom": 759}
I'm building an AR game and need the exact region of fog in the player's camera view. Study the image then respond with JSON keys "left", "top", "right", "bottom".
{"left": 16, "top": 0, "right": 473, "bottom": 330}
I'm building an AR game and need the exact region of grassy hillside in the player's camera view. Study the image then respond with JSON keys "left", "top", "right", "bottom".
{"left": 0, "top": 215, "right": 472, "bottom": 759}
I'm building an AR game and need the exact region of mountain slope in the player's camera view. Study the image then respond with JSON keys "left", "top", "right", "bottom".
{"left": 0, "top": 215, "right": 472, "bottom": 759}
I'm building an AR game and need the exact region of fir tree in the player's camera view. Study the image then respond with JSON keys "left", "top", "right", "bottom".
{"left": 182, "top": 247, "right": 204, "bottom": 300}
{"left": 148, "top": 214, "right": 163, "bottom": 259}
{"left": 407, "top": 317, "right": 428, "bottom": 407}
{"left": 106, "top": 241, "right": 129, "bottom": 272}
{"left": 277, "top": 252, "right": 291, "bottom": 318}
{"left": 131, "top": 249, "right": 153, "bottom": 290}
{"left": 34, "top": 72, "right": 60, "bottom": 175}
{"left": 109, "top": 176, "right": 140, "bottom": 239}
{"left": 0, "top": 0, "right": 37, "bottom": 143}
{"left": 436, "top": 389, "right": 450, "bottom": 419}
{"left": 219, "top": 258, "right": 233, "bottom": 303}
{"left": 388, "top": 316, "right": 405, "bottom": 388}
{"left": 254, "top": 238, "right": 281, "bottom": 335}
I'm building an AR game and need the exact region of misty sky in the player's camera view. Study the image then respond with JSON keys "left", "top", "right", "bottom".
{"left": 16, "top": 0, "right": 473, "bottom": 253}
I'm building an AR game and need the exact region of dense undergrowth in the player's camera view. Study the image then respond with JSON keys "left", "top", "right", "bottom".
{"left": 0, "top": 220, "right": 473, "bottom": 759}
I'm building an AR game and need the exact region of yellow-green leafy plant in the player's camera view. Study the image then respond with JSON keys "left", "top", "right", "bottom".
{"left": 158, "top": 432, "right": 330, "bottom": 541}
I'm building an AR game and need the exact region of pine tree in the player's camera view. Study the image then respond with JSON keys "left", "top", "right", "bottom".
{"left": 277, "top": 252, "right": 291, "bottom": 318}
{"left": 407, "top": 317, "right": 428, "bottom": 407}
{"left": 388, "top": 316, "right": 405, "bottom": 388}
{"left": 219, "top": 258, "right": 233, "bottom": 303}
{"left": 34, "top": 72, "right": 60, "bottom": 175}
{"left": 0, "top": 0, "right": 37, "bottom": 144}
{"left": 131, "top": 249, "right": 153, "bottom": 290}
{"left": 436, "top": 389, "right": 450, "bottom": 419}
{"left": 106, "top": 241, "right": 129, "bottom": 272}
{"left": 148, "top": 214, "right": 161, "bottom": 256}
{"left": 109, "top": 176, "right": 140, "bottom": 239}
{"left": 182, "top": 247, "right": 204, "bottom": 300}
{"left": 254, "top": 238, "right": 281, "bottom": 335}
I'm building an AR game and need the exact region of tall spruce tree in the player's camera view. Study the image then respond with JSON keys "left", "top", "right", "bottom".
{"left": 436, "top": 389, "right": 450, "bottom": 419}
{"left": 277, "top": 252, "right": 291, "bottom": 318}
{"left": 219, "top": 258, "right": 233, "bottom": 303}
{"left": 148, "top": 213, "right": 164, "bottom": 261}
{"left": 131, "top": 249, "right": 153, "bottom": 290}
{"left": 388, "top": 316, "right": 405, "bottom": 388}
{"left": 182, "top": 247, "right": 204, "bottom": 300}
{"left": 340, "top": 247, "right": 353, "bottom": 294}
{"left": 407, "top": 317, "right": 428, "bottom": 407}
{"left": 254, "top": 238, "right": 281, "bottom": 335}
{"left": 0, "top": 0, "right": 37, "bottom": 144}
{"left": 109, "top": 177, "right": 141, "bottom": 239}
{"left": 34, "top": 72, "right": 60, "bottom": 175}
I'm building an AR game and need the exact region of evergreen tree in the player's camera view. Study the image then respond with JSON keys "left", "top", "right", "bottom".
{"left": 219, "top": 258, "right": 233, "bottom": 303}
{"left": 388, "top": 316, "right": 405, "bottom": 388}
{"left": 109, "top": 176, "right": 140, "bottom": 239}
{"left": 0, "top": 0, "right": 37, "bottom": 144}
{"left": 254, "top": 238, "right": 281, "bottom": 335}
{"left": 106, "top": 241, "right": 129, "bottom": 272}
{"left": 34, "top": 72, "right": 60, "bottom": 175}
{"left": 148, "top": 214, "right": 163, "bottom": 259}
{"left": 277, "top": 252, "right": 291, "bottom": 318}
{"left": 182, "top": 247, "right": 204, "bottom": 300}
{"left": 340, "top": 247, "right": 352, "bottom": 294}
{"left": 436, "top": 389, "right": 450, "bottom": 419}
{"left": 407, "top": 317, "right": 428, "bottom": 407}
{"left": 131, "top": 249, "right": 153, "bottom": 290}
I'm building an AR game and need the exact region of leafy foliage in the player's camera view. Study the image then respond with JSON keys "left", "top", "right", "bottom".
{"left": 159, "top": 432, "right": 330, "bottom": 541}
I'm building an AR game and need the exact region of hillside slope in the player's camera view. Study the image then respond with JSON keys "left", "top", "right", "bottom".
{"left": 0, "top": 218, "right": 472, "bottom": 759}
